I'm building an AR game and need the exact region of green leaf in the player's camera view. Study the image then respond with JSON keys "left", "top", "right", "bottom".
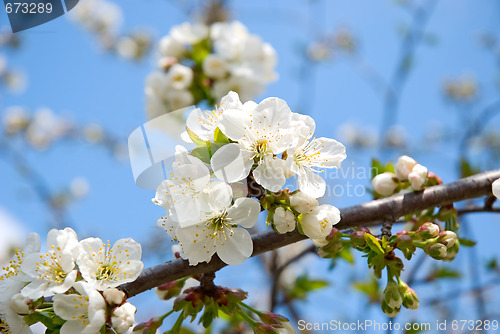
{"left": 486, "top": 257, "right": 498, "bottom": 271}
{"left": 214, "top": 128, "right": 230, "bottom": 143}
{"left": 338, "top": 247, "right": 354, "bottom": 264}
{"left": 426, "top": 267, "right": 461, "bottom": 281}
{"left": 353, "top": 277, "right": 380, "bottom": 303}
{"left": 191, "top": 147, "right": 211, "bottom": 164}
{"left": 288, "top": 274, "right": 329, "bottom": 300}
{"left": 460, "top": 157, "right": 480, "bottom": 178}
{"left": 186, "top": 127, "right": 209, "bottom": 148}
{"left": 459, "top": 238, "right": 476, "bottom": 247}
{"left": 364, "top": 233, "right": 384, "bottom": 255}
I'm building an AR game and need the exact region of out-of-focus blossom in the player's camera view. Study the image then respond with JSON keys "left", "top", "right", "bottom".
{"left": 145, "top": 21, "right": 278, "bottom": 117}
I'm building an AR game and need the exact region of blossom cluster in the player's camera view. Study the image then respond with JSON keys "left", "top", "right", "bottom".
{"left": 2, "top": 107, "right": 71, "bottom": 150}
{"left": 145, "top": 21, "right": 278, "bottom": 118}
{"left": 372, "top": 155, "right": 431, "bottom": 197}
{"left": 153, "top": 91, "right": 346, "bottom": 266}
{"left": 71, "top": 0, "right": 152, "bottom": 61}
{"left": 0, "top": 228, "right": 143, "bottom": 334}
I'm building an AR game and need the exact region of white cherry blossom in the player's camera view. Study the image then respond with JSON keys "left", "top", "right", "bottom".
{"left": 153, "top": 146, "right": 210, "bottom": 226}
{"left": 165, "top": 64, "right": 193, "bottom": 90}
{"left": 170, "top": 182, "right": 261, "bottom": 265}
{"left": 212, "top": 96, "right": 294, "bottom": 191}
{"left": 76, "top": 238, "right": 143, "bottom": 291}
{"left": 185, "top": 91, "right": 256, "bottom": 142}
{"left": 299, "top": 205, "right": 341, "bottom": 243}
{"left": 21, "top": 228, "right": 79, "bottom": 299}
{"left": 286, "top": 129, "right": 346, "bottom": 198}
{"left": 53, "top": 281, "right": 106, "bottom": 334}
{"left": 0, "top": 233, "right": 40, "bottom": 334}
{"left": 202, "top": 54, "right": 229, "bottom": 79}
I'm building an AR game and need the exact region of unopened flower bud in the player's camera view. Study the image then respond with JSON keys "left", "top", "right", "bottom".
{"left": 10, "top": 293, "right": 31, "bottom": 314}
{"left": 259, "top": 312, "right": 292, "bottom": 329}
{"left": 104, "top": 287, "right": 126, "bottom": 305}
{"left": 396, "top": 232, "right": 411, "bottom": 247}
{"left": 493, "top": 178, "right": 500, "bottom": 199}
{"left": 416, "top": 222, "right": 440, "bottom": 239}
{"left": 438, "top": 231, "right": 457, "bottom": 249}
{"left": 425, "top": 243, "right": 448, "bottom": 260}
{"left": 289, "top": 191, "right": 319, "bottom": 214}
{"left": 408, "top": 164, "right": 428, "bottom": 190}
{"left": 155, "top": 279, "right": 186, "bottom": 300}
{"left": 273, "top": 207, "right": 296, "bottom": 234}
{"left": 350, "top": 230, "right": 367, "bottom": 247}
{"left": 402, "top": 288, "right": 419, "bottom": 310}
{"left": 395, "top": 155, "right": 417, "bottom": 181}
{"left": 256, "top": 322, "right": 280, "bottom": 334}
{"left": 372, "top": 172, "right": 398, "bottom": 196}
{"left": 111, "top": 302, "right": 136, "bottom": 333}
{"left": 444, "top": 241, "right": 460, "bottom": 261}
{"left": 383, "top": 280, "right": 402, "bottom": 309}
{"left": 381, "top": 300, "right": 401, "bottom": 318}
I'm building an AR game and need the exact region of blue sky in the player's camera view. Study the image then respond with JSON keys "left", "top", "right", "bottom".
{"left": 1, "top": 0, "right": 500, "bottom": 331}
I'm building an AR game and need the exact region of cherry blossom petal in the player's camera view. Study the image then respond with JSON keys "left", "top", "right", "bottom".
{"left": 253, "top": 158, "right": 286, "bottom": 192}
{"left": 226, "top": 198, "right": 260, "bottom": 228}
{"left": 298, "top": 167, "right": 326, "bottom": 198}
{"left": 216, "top": 228, "right": 253, "bottom": 265}
{"left": 211, "top": 143, "right": 253, "bottom": 183}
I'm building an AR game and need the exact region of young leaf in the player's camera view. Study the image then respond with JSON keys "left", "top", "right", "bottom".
{"left": 214, "top": 127, "right": 230, "bottom": 143}
{"left": 459, "top": 238, "right": 476, "bottom": 247}
{"left": 364, "top": 233, "right": 384, "bottom": 255}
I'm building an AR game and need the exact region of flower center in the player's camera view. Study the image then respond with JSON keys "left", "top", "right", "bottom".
{"left": 0, "top": 249, "right": 23, "bottom": 280}
{"left": 205, "top": 211, "right": 235, "bottom": 240}
{"left": 250, "top": 139, "right": 271, "bottom": 161}
{"left": 0, "top": 314, "right": 12, "bottom": 334}
{"left": 95, "top": 263, "right": 119, "bottom": 281}
{"left": 36, "top": 250, "right": 68, "bottom": 284}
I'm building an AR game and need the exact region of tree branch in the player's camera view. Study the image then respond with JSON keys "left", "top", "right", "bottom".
{"left": 120, "top": 169, "right": 500, "bottom": 298}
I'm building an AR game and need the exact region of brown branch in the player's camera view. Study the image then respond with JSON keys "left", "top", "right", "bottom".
{"left": 120, "top": 169, "right": 500, "bottom": 298}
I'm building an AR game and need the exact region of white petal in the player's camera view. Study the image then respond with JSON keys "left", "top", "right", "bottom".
{"left": 227, "top": 198, "right": 260, "bottom": 228}
{"left": 20, "top": 279, "right": 48, "bottom": 299}
{"left": 198, "top": 181, "right": 233, "bottom": 213}
{"left": 186, "top": 108, "right": 215, "bottom": 141}
{"left": 23, "top": 232, "right": 41, "bottom": 254}
{"left": 216, "top": 228, "right": 253, "bottom": 265}
{"left": 219, "top": 91, "right": 243, "bottom": 111}
{"left": 176, "top": 226, "right": 215, "bottom": 265}
{"left": 218, "top": 109, "right": 252, "bottom": 141}
{"left": 308, "top": 137, "right": 347, "bottom": 168}
{"left": 60, "top": 321, "right": 87, "bottom": 334}
{"left": 171, "top": 164, "right": 210, "bottom": 192}
{"left": 157, "top": 216, "right": 178, "bottom": 239}
{"left": 211, "top": 143, "right": 253, "bottom": 183}
{"left": 53, "top": 293, "right": 87, "bottom": 320}
{"left": 253, "top": 158, "right": 286, "bottom": 192}
{"left": 50, "top": 270, "right": 77, "bottom": 294}
{"left": 298, "top": 167, "right": 326, "bottom": 198}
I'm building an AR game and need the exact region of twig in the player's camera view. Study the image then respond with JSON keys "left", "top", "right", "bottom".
{"left": 120, "top": 169, "right": 500, "bottom": 298}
